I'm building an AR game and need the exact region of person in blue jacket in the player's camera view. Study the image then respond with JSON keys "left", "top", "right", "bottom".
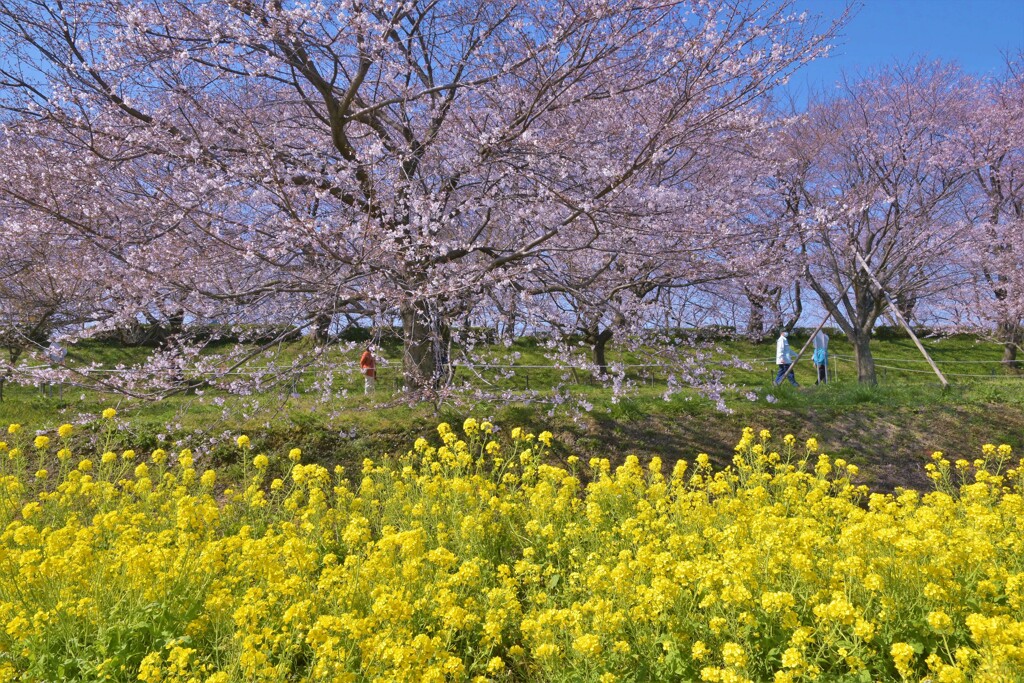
{"left": 813, "top": 330, "right": 829, "bottom": 385}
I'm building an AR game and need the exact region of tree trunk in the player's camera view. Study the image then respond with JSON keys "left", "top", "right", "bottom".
{"left": 312, "top": 313, "right": 333, "bottom": 343}
{"left": 401, "top": 301, "right": 449, "bottom": 391}
{"left": 1003, "top": 344, "right": 1018, "bottom": 370}
{"left": 785, "top": 280, "right": 803, "bottom": 332}
{"left": 747, "top": 301, "right": 765, "bottom": 339}
{"left": 852, "top": 332, "right": 877, "bottom": 386}
{"left": 591, "top": 328, "right": 614, "bottom": 376}
{"left": 164, "top": 310, "right": 185, "bottom": 339}
{"left": 999, "top": 321, "right": 1020, "bottom": 370}
{"left": 896, "top": 294, "right": 916, "bottom": 323}
{"left": 505, "top": 301, "right": 517, "bottom": 344}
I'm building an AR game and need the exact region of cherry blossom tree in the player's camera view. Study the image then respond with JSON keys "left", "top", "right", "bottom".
{"left": 725, "top": 125, "right": 808, "bottom": 340}
{"left": 960, "top": 60, "right": 1024, "bottom": 368}
{"left": 522, "top": 143, "right": 759, "bottom": 375}
{"left": 785, "top": 62, "right": 973, "bottom": 384}
{"left": 0, "top": 202, "right": 107, "bottom": 370}
{"left": 0, "top": 0, "right": 841, "bottom": 396}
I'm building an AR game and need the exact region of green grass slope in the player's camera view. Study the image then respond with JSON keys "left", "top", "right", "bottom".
{"left": 1, "top": 332, "right": 1021, "bottom": 492}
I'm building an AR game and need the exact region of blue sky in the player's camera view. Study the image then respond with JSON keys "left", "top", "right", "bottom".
{"left": 790, "top": 0, "right": 1024, "bottom": 99}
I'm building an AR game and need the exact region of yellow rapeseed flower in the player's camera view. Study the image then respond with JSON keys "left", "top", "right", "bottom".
{"left": 0, "top": 420, "right": 1019, "bottom": 682}
{"left": 722, "top": 642, "right": 748, "bottom": 668}
{"left": 891, "top": 643, "right": 916, "bottom": 679}
{"left": 928, "top": 610, "right": 954, "bottom": 634}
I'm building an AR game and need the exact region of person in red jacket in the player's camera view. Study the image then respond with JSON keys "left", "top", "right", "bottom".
{"left": 359, "top": 346, "right": 376, "bottom": 394}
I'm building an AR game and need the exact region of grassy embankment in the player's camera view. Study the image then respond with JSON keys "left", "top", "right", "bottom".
{"left": 1, "top": 332, "right": 1021, "bottom": 491}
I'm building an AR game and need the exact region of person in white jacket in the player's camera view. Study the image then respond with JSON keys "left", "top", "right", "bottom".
{"left": 775, "top": 330, "right": 798, "bottom": 386}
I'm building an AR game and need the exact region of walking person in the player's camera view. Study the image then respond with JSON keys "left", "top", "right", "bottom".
{"left": 775, "top": 329, "right": 798, "bottom": 387}
{"left": 812, "top": 329, "right": 829, "bottom": 385}
{"left": 359, "top": 346, "right": 376, "bottom": 394}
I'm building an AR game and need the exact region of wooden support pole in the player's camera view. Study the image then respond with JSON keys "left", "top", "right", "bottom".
{"left": 852, "top": 249, "right": 948, "bottom": 388}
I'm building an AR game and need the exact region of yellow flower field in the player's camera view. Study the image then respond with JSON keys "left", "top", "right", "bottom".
{"left": 0, "top": 417, "right": 1022, "bottom": 682}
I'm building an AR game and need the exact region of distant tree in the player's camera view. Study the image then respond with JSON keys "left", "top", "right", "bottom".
{"left": 0, "top": 212, "right": 102, "bottom": 378}
{"left": 960, "top": 60, "right": 1024, "bottom": 368}
{"left": 523, "top": 143, "right": 758, "bottom": 376}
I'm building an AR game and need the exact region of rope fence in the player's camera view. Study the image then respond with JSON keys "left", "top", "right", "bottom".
{"left": 828, "top": 354, "right": 1022, "bottom": 379}
{"left": 8, "top": 357, "right": 1023, "bottom": 379}
{"left": 4, "top": 351, "right": 1022, "bottom": 401}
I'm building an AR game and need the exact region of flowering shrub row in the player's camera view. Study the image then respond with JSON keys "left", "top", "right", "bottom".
{"left": 0, "top": 415, "right": 1022, "bottom": 682}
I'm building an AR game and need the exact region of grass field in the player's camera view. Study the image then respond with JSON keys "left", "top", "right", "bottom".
{"left": 1, "top": 331, "right": 1022, "bottom": 492}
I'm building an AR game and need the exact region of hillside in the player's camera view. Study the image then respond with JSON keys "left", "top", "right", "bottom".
{"left": 2, "top": 332, "right": 1022, "bottom": 492}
